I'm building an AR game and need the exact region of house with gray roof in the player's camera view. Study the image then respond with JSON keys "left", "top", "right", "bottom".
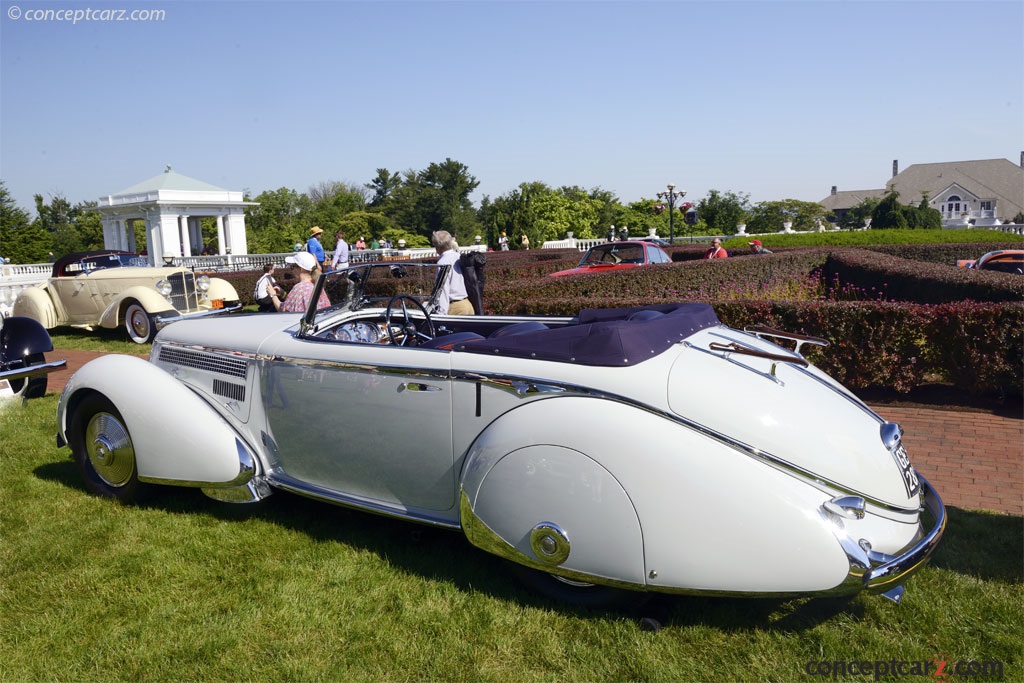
{"left": 820, "top": 155, "right": 1024, "bottom": 227}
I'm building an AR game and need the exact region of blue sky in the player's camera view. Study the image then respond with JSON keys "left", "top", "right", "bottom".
{"left": 1, "top": 0, "right": 1021, "bottom": 217}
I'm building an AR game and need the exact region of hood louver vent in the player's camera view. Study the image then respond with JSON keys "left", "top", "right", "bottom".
{"left": 213, "top": 378, "right": 246, "bottom": 402}
{"left": 158, "top": 347, "right": 248, "bottom": 379}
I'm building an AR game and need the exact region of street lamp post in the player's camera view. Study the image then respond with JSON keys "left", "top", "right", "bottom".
{"left": 656, "top": 183, "right": 687, "bottom": 244}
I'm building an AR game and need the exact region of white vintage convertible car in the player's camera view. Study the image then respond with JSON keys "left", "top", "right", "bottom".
{"left": 56, "top": 262, "right": 945, "bottom": 607}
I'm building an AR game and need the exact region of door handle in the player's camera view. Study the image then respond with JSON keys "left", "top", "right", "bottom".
{"left": 400, "top": 382, "right": 441, "bottom": 393}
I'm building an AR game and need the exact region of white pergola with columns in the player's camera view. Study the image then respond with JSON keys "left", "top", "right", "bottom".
{"left": 95, "top": 167, "right": 256, "bottom": 265}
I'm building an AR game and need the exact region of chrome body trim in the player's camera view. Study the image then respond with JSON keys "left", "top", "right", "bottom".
{"left": 202, "top": 477, "right": 272, "bottom": 504}
{"left": 823, "top": 495, "right": 867, "bottom": 520}
{"left": 880, "top": 422, "right": 903, "bottom": 450}
{"left": 270, "top": 472, "right": 462, "bottom": 530}
{"left": 138, "top": 438, "right": 256, "bottom": 489}
{"left": 153, "top": 302, "right": 242, "bottom": 330}
{"left": 863, "top": 475, "right": 945, "bottom": 593}
{"left": 459, "top": 490, "right": 645, "bottom": 592}
{"left": 821, "top": 475, "right": 944, "bottom": 597}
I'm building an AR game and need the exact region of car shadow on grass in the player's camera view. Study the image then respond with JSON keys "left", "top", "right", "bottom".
{"left": 34, "top": 460, "right": 1019, "bottom": 630}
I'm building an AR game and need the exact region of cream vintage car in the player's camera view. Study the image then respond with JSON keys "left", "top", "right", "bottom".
{"left": 13, "top": 251, "right": 241, "bottom": 343}
{"left": 56, "top": 262, "right": 945, "bottom": 607}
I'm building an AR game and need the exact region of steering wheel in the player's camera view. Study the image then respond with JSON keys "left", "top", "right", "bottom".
{"left": 385, "top": 295, "right": 435, "bottom": 347}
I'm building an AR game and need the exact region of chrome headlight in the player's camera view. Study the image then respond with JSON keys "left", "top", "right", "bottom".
{"left": 196, "top": 275, "right": 211, "bottom": 292}
{"left": 156, "top": 279, "right": 173, "bottom": 297}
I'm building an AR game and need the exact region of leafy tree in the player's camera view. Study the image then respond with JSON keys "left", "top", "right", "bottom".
{"left": 308, "top": 181, "right": 367, "bottom": 231}
{"left": 871, "top": 191, "right": 909, "bottom": 230}
{"left": 870, "top": 190, "right": 941, "bottom": 230}
{"left": 836, "top": 197, "right": 882, "bottom": 230}
{"left": 337, "top": 210, "right": 394, "bottom": 243}
{"left": 366, "top": 168, "right": 403, "bottom": 208}
{"left": 697, "top": 190, "right": 751, "bottom": 236}
{"left": 482, "top": 182, "right": 547, "bottom": 249}
{"left": 746, "top": 199, "right": 830, "bottom": 234}
{"left": 244, "top": 187, "right": 312, "bottom": 253}
{"left": 0, "top": 181, "right": 48, "bottom": 263}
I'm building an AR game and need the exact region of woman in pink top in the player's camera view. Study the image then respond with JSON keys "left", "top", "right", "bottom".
{"left": 280, "top": 252, "right": 330, "bottom": 313}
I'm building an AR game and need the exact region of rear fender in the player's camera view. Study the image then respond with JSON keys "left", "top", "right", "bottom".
{"left": 461, "top": 399, "right": 646, "bottom": 588}
{"left": 11, "top": 287, "right": 59, "bottom": 329}
{"left": 58, "top": 354, "right": 257, "bottom": 487}
{"left": 98, "top": 287, "right": 173, "bottom": 328}
{"left": 461, "top": 397, "right": 852, "bottom": 594}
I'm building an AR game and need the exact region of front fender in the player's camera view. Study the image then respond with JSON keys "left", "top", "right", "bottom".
{"left": 1, "top": 316, "right": 54, "bottom": 360}
{"left": 98, "top": 287, "right": 173, "bottom": 329}
{"left": 206, "top": 278, "right": 238, "bottom": 302}
{"left": 58, "top": 354, "right": 257, "bottom": 487}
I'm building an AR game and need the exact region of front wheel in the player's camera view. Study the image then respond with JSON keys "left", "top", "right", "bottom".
{"left": 124, "top": 301, "right": 155, "bottom": 344}
{"left": 70, "top": 393, "right": 150, "bottom": 503}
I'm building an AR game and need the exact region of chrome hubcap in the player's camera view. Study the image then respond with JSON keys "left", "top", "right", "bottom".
{"left": 85, "top": 412, "right": 135, "bottom": 487}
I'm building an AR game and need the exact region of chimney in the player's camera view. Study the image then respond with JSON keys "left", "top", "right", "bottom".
{"left": 893, "top": 160, "right": 899, "bottom": 177}
{"left": 831, "top": 186, "right": 837, "bottom": 196}
{"left": 1020, "top": 151, "right": 1023, "bottom": 168}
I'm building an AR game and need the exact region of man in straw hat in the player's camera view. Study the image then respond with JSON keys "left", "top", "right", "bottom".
{"left": 306, "top": 226, "right": 326, "bottom": 270}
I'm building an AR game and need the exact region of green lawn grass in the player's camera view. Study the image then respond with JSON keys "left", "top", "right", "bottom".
{"left": 1, "top": 396, "right": 1020, "bottom": 682}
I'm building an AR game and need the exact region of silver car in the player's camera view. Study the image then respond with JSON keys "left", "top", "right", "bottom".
{"left": 56, "top": 262, "right": 945, "bottom": 607}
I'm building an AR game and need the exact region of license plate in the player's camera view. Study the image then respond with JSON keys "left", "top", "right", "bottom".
{"left": 891, "top": 443, "right": 921, "bottom": 497}
{"left": 211, "top": 299, "right": 224, "bottom": 309}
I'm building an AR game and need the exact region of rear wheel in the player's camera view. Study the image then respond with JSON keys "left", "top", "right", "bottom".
{"left": 70, "top": 393, "right": 149, "bottom": 503}
{"left": 511, "top": 564, "right": 649, "bottom": 610}
{"left": 6, "top": 352, "right": 48, "bottom": 399}
{"left": 124, "top": 301, "right": 155, "bottom": 344}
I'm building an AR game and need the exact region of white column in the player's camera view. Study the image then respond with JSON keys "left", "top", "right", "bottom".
{"left": 101, "top": 216, "right": 118, "bottom": 250}
{"left": 179, "top": 214, "right": 192, "bottom": 257}
{"left": 216, "top": 216, "right": 226, "bottom": 255}
{"left": 224, "top": 210, "right": 249, "bottom": 255}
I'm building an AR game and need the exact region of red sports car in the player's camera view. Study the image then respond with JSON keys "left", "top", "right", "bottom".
{"left": 956, "top": 249, "right": 1024, "bottom": 274}
{"left": 549, "top": 241, "right": 671, "bottom": 277}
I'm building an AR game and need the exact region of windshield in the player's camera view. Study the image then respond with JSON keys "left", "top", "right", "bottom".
{"left": 63, "top": 253, "right": 148, "bottom": 275}
{"left": 579, "top": 243, "right": 645, "bottom": 266}
{"left": 302, "top": 262, "right": 447, "bottom": 330}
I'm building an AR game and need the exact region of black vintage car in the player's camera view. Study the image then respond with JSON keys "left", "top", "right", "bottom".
{"left": 0, "top": 316, "right": 66, "bottom": 401}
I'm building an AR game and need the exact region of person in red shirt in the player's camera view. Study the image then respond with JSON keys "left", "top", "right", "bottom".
{"left": 704, "top": 238, "right": 728, "bottom": 259}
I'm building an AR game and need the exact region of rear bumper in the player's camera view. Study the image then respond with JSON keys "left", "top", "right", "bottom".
{"left": 863, "top": 475, "right": 946, "bottom": 594}
{"left": 0, "top": 359, "right": 66, "bottom": 383}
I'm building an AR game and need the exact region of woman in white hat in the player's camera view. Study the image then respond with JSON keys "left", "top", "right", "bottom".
{"left": 280, "top": 251, "right": 330, "bottom": 313}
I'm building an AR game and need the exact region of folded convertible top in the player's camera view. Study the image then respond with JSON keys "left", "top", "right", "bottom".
{"left": 457, "top": 302, "right": 720, "bottom": 366}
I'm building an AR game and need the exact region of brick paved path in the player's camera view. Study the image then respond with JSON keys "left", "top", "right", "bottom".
{"left": 46, "top": 350, "right": 1023, "bottom": 516}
